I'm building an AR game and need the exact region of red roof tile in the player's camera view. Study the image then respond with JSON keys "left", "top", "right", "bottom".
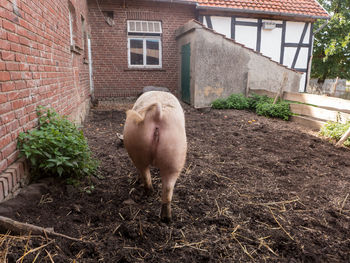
{"left": 194, "top": 0, "right": 330, "bottom": 19}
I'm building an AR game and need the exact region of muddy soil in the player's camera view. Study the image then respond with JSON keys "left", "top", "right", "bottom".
{"left": 1, "top": 103, "right": 350, "bottom": 262}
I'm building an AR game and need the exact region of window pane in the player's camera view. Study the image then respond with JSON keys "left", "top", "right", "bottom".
{"left": 130, "top": 39, "right": 143, "bottom": 65}
{"left": 154, "top": 23, "right": 160, "bottom": 33}
{"left": 146, "top": 40, "right": 159, "bottom": 65}
{"left": 142, "top": 21, "right": 148, "bottom": 32}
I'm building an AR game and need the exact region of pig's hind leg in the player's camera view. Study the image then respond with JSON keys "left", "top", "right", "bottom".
{"left": 160, "top": 172, "right": 179, "bottom": 223}
{"left": 138, "top": 166, "right": 154, "bottom": 195}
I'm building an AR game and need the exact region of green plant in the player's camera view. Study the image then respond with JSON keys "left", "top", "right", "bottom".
{"left": 17, "top": 106, "right": 99, "bottom": 180}
{"left": 211, "top": 93, "right": 292, "bottom": 121}
{"left": 248, "top": 93, "right": 273, "bottom": 110}
{"left": 212, "top": 93, "right": 250, "bottom": 110}
{"left": 211, "top": 98, "right": 228, "bottom": 109}
{"left": 320, "top": 121, "right": 350, "bottom": 146}
{"left": 255, "top": 101, "right": 292, "bottom": 121}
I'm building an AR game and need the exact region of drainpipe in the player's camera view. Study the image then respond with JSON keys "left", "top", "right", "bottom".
{"left": 314, "top": 19, "right": 330, "bottom": 34}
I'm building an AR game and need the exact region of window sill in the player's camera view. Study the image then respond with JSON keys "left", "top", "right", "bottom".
{"left": 124, "top": 68, "right": 166, "bottom": 72}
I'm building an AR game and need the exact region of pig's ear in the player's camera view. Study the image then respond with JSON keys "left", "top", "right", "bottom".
{"left": 126, "top": 110, "right": 143, "bottom": 125}
{"left": 145, "top": 102, "right": 162, "bottom": 122}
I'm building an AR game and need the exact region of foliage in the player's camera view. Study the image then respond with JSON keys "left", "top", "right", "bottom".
{"left": 17, "top": 106, "right": 99, "bottom": 180}
{"left": 255, "top": 101, "right": 292, "bottom": 121}
{"left": 212, "top": 93, "right": 250, "bottom": 110}
{"left": 312, "top": 0, "right": 350, "bottom": 80}
{"left": 320, "top": 121, "right": 350, "bottom": 146}
{"left": 248, "top": 93, "right": 273, "bottom": 110}
{"left": 211, "top": 93, "right": 292, "bottom": 121}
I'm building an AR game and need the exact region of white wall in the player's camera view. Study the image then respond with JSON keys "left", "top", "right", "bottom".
{"left": 261, "top": 19, "right": 283, "bottom": 63}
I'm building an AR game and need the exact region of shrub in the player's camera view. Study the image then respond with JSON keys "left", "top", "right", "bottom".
{"left": 320, "top": 121, "right": 350, "bottom": 147}
{"left": 211, "top": 93, "right": 292, "bottom": 121}
{"left": 211, "top": 98, "right": 228, "bottom": 109}
{"left": 248, "top": 93, "right": 273, "bottom": 110}
{"left": 17, "top": 106, "right": 99, "bottom": 180}
{"left": 255, "top": 101, "right": 292, "bottom": 121}
{"left": 212, "top": 93, "right": 250, "bottom": 110}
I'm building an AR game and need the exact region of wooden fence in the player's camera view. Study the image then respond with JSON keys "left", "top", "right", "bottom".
{"left": 248, "top": 89, "right": 350, "bottom": 131}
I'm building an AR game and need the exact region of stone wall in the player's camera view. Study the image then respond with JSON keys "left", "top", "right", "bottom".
{"left": 307, "top": 78, "right": 350, "bottom": 100}
{"left": 176, "top": 20, "right": 302, "bottom": 108}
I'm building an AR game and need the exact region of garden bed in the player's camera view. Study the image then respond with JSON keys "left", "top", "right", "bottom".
{"left": 1, "top": 103, "right": 350, "bottom": 262}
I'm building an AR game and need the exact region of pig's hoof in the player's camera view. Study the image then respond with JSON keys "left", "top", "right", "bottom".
{"left": 160, "top": 203, "right": 172, "bottom": 223}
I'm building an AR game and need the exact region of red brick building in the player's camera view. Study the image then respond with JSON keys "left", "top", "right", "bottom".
{"left": 88, "top": 0, "right": 196, "bottom": 99}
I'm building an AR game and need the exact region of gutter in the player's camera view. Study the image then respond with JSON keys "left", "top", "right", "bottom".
{"left": 149, "top": 0, "right": 198, "bottom": 5}
{"left": 195, "top": 5, "right": 330, "bottom": 20}
{"left": 149, "top": 0, "right": 330, "bottom": 21}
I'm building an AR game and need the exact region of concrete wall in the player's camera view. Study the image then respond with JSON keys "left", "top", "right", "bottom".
{"left": 308, "top": 78, "right": 350, "bottom": 99}
{"left": 201, "top": 15, "right": 313, "bottom": 92}
{"left": 0, "top": 0, "right": 92, "bottom": 202}
{"left": 176, "top": 20, "right": 302, "bottom": 108}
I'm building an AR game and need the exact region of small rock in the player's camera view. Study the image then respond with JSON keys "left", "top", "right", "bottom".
{"left": 123, "top": 198, "right": 136, "bottom": 205}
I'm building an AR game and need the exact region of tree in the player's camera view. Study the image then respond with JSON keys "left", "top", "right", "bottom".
{"left": 311, "top": 0, "right": 350, "bottom": 81}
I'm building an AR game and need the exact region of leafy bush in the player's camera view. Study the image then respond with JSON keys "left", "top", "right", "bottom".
{"left": 255, "top": 101, "right": 292, "bottom": 121}
{"left": 248, "top": 93, "right": 273, "bottom": 110}
{"left": 17, "top": 106, "right": 98, "bottom": 180}
{"left": 212, "top": 93, "right": 250, "bottom": 110}
{"left": 320, "top": 121, "right": 350, "bottom": 147}
{"left": 211, "top": 93, "right": 292, "bottom": 121}
{"left": 211, "top": 98, "right": 228, "bottom": 109}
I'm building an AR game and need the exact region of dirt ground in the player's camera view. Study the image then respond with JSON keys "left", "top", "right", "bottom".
{"left": 1, "top": 102, "right": 350, "bottom": 262}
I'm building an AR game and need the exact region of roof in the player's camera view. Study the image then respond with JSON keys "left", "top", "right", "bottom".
{"left": 162, "top": 0, "right": 330, "bottom": 20}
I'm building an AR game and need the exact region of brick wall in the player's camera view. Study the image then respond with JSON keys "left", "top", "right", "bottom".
{"left": 0, "top": 0, "right": 92, "bottom": 201}
{"left": 88, "top": 0, "right": 196, "bottom": 99}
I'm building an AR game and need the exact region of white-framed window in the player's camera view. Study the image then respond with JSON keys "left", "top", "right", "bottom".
{"left": 127, "top": 20, "right": 162, "bottom": 68}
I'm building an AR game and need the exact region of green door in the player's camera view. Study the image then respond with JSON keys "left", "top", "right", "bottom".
{"left": 181, "top": 43, "right": 191, "bottom": 104}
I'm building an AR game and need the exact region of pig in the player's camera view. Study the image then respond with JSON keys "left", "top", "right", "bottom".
{"left": 123, "top": 91, "right": 187, "bottom": 222}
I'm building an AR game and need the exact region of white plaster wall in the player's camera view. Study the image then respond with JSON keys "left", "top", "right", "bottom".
{"left": 236, "top": 18, "right": 257, "bottom": 23}
{"left": 299, "top": 73, "right": 306, "bottom": 92}
{"left": 284, "top": 47, "right": 297, "bottom": 68}
{"left": 210, "top": 16, "right": 231, "bottom": 38}
{"left": 303, "top": 24, "right": 311, "bottom": 44}
{"left": 261, "top": 24, "right": 282, "bottom": 62}
{"left": 285, "top": 21, "right": 307, "bottom": 43}
{"left": 235, "top": 25, "right": 257, "bottom": 50}
{"left": 235, "top": 18, "right": 258, "bottom": 50}
{"left": 295, "top": 48, "right": 309, "bottom": 69}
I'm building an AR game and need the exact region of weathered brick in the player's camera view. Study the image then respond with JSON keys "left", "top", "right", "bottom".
{"left": 8, "top": 162, "right": 24, "bottom": 184}
{"left": 0, "top": 178, "right": 9, "bottom": 198}
{"left": 1, "top": 50, "right": 15, "bottom": 61}
{"left": 0, "top": 159, "right": 7, "bottom": 174}
{"left": 2, "top": 172, "right": 13, "bottom": 191}
{"left": 2, "top": 20, "right": 16, "bottom": 32}
{"left": 0, "top": 180, "right": 4, "bottom": 201}
{"left": 0, "top": 71, "right": 11, "bottom": 81}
